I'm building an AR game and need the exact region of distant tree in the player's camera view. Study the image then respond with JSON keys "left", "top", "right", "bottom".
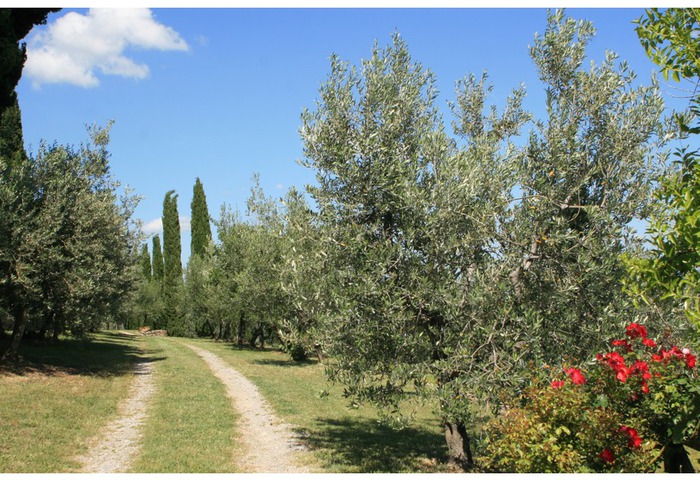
{"left": 212, "top": 205, "right": 245, "bottom": 342}
{"left": 235, "top": 174, "right": 285, "bottom": 348}
{"left": 152, "top": 234, "right": 164, "bottom": 282}
{"left": 190, "top": 177, "right": 212, "bottom": 258}
{"left": 161, "top": 190, "right": 185, "bottom": 335}
{"left": 162, "top": 190, "right": 183, "bottom": 286}
{"left": 139, "top": 243, "right": 152, "bottom": 281}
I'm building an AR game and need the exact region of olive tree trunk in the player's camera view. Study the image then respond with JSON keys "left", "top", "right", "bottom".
{"left": 444, "top": 421, "right": 473, "bottom": 469}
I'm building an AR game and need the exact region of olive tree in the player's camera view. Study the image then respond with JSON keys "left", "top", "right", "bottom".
{"left": 1, "top": 125, "right": 140, "bottom": 357}
{"left": 299, "top": 11, "right": 668, "bottom": 468}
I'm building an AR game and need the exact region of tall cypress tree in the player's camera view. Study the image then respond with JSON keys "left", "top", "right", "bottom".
{"left": 152, "top": 234, "right": 164, "bottom": 282}
{"left": 190, "top": 177, "right": 212, "bottom": 257}
{"left": 162, "top": 190, "right": 182, "bottom": 286}
{"left": 139, "top": 243, "right": 151, "bottom": 281}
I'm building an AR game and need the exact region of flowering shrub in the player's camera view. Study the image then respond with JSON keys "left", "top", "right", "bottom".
{"left": 478, "top": 323, "right": 699, "bottom": 472}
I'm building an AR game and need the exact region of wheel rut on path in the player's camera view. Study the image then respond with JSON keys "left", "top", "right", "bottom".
{"left": 77, "top": 338, "right": 156, "bottom": 473}
{"left": 184, "top": 343, "right": 311, "bottom": 473}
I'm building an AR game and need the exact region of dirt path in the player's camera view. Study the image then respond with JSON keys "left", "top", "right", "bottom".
{"left": 76, "top": 338, "right": 156, "bottom": 473}
{"left": 185, "top": 343, "right": 311, "bottom": 473}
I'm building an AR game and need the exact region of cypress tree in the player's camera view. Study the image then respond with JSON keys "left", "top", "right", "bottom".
{"left": 139, "top": 243, "right": 151, "bottom": 281}
{"left": 162, "top": 190, "right": 182, "bottom": 286}
{"left": 190, "top": 177, "right": 212, "bottom": 257}
{"left": 152, "top": 234, "right": 164, "bottom": 282}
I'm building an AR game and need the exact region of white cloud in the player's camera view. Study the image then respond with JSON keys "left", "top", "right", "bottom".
{"left": 143, "top": 217, "right": 162, "bottom": 235}
{"left": 276, "top": 183, "right": 284, "bottom": 190}
{"left": 142, "top": 216, "right": 191, "bottom": 235}
{"left": 25, "top": 8, "right": 189, "bottom": 88}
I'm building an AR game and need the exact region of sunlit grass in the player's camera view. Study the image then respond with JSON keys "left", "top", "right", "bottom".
{"left": 129, "top": 336, "right": 239, "bottom": 473}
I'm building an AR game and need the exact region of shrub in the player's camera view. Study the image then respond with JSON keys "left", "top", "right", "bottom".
{"left": 478, "top": 323, "right": 698, "bottom": 472}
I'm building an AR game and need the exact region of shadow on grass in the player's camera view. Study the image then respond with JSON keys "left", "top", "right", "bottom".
{"left": 0, "top": 330, "right": 164, "bottom": 378}
{"left": 252, "top": 358, "right": 318, "bottom": 368}
{"left": 301, "top": 416, "right": 447, "bottom": 472}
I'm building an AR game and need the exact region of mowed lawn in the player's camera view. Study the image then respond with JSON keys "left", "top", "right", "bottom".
{"left": 182, "top": 337, "right": 450, "bottom": 473}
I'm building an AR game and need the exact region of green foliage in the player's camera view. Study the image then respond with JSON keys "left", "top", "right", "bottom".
{"left": 635, "top": 8, "right": 700, "bottom": 83}
{"left": 152, "top": 234, "right": 164, "bottom": 282}
{"left": 277, "top": 186, "right": 328, "bottom": 361}
{"left": 139, "top": 243, "right": 152, "bottom": 281}
{"left": 1, "top": 123, "right": 140, "bottom": 352}
{"left": 161, "top": 190, "right": 184, "bottom": 336}
{"left": 626, "top": 8, "right": 700, "bottom": 332}
{"left": 625, "top": 150, "right": 700, "bottom": 328}
{"left": 190, "top": 177, "right": 212, "bottom": 258}
{"left": 162, "top": 190, "right": 182, "bottom": 287}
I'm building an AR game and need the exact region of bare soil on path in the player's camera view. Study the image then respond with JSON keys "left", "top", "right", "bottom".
{"left": 76, "top": 334, "right": 156, "bottom": 473}
{"left": 185, "top": 343, "right": 311, "bottom": 473}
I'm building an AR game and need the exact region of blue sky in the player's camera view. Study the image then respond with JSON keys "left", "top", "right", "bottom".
{"left": 15, "top": 8, "right": 695, "bottom": 264}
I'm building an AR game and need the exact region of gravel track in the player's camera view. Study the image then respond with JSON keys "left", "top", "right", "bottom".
{"left": 76, "top": 353, "right": 156, "bottom": 473}
{"left": 185, "top": 343, "right": 310, "bottom": 473}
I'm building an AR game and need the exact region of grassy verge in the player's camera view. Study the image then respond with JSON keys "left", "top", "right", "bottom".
{"left": 129, "top": 336, "right": 239, "bottom": 473}
{"left": 0, "top": 331, "right": 142, "bottom": 472}
{"left": 183, "top": 338, "right": 448, "bottom": 473}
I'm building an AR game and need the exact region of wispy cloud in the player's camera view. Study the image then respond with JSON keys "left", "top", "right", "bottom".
{"left": 25, "top": 8, "right": 188, "bottom": 88}
{"left": 142, "top": 216, "right": 191, "bottom": 235}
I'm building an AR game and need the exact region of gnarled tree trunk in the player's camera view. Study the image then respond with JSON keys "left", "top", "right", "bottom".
{"left": 444, "top": 420, "right": 473, "bottom": 469}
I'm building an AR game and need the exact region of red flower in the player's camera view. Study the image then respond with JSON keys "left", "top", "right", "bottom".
{"left": 626, "top": 323, "right": 648, "bottom": 339}
{"left": 564, "top": 367, "right": 586, "bottom": 385}
{"left": 599, "top": 448, "right": 615, "bottom": 464}
{"left": 631, "top": 361, "right": 651, "bottom": 380}
{"left": 599, "top": 352, "right": 633, "bottom": 382}
{"left": 619, "top": 425, "right": 643, "bottom": 448}
{"left": 653, "top": 348, "right": 677, "bottom": 364}
{"left": 686, "top": 353, "right": 696, "bottom": 369}
{"left": 615, "top": 366, "right": 631, "bottom": 382}
{"left": 642, "top": 338, "right": 657, "bottom": 348}
{"left": 551, "top": 380, "right": 565, "bottom": 389}
{"left": 641, "top": 381, "right": 649, "bottom": 394}
{"left": 612, "top": 339, "right": 632, "bottom": 352}
{"left": 670, "top": 346, "right": 685, "bottom": 358}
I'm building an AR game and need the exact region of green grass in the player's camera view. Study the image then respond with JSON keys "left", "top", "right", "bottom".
{"left": 181, "top": 338, "right": 449, "bottom": 472}
{"left": 129, "top": 336, "right": 240, "bottom": 473}
{"left": 0, "top": 331, "right": 143, "bottom": 472}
